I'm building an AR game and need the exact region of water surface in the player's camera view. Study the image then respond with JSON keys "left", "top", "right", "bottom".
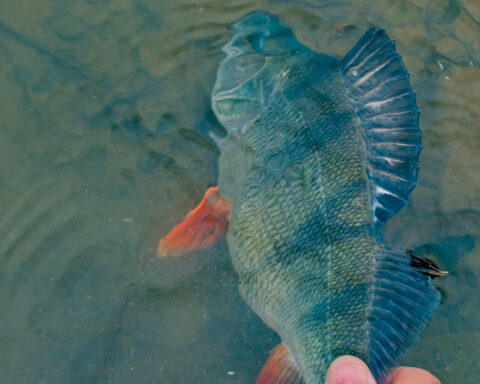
{"left": 0, "top": 0, "right": 479, "bottom": 383}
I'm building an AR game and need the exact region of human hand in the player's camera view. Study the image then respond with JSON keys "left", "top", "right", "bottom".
{"left": 325, "top": 355, "right": 441, "bottom": 384}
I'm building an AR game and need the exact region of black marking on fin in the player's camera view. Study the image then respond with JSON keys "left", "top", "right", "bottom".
{"left": 409, "top": 253, "right": 448, "bottom": 278}
{"left": 367, "top": 246, "right": 444, "bottom": 382}
{"left": 342, "top": 28, "right": 422, "bottom": 232}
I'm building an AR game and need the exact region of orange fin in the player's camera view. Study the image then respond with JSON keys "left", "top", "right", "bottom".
{"left": 158, "top": 187, "right": 231, "bottom": 257}
{"left": 257, "top": 343, "right": 304, "bottom": 384}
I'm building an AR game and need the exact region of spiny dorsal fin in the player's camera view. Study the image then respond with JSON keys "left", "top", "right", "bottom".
{"left": 342, "top": 28, "right": 422, "bottom": 233}
{"left": 257, "top": 343, "right": 304, "bottom": 384}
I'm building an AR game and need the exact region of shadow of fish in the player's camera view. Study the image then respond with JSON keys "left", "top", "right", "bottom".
{"left": 159, "top": 12, "right": 446, "bottom": 384}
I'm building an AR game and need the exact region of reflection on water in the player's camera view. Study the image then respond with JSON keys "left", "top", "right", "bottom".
{"left": 0, "top": 0, "right": 478, "bottom": 383}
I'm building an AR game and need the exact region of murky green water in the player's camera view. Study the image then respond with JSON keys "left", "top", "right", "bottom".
{"left": 0, "top": 0, "right": 479, "bottom": 383}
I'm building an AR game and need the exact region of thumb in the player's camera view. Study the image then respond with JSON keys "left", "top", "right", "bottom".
{"left": 326, "top": 356, "right": 377, "bottom": 384}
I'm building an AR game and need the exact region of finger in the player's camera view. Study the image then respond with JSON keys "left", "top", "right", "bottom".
{"left": 326, "top": 355, "right": 377, "bottom": 384}
{"left": 391, "top": 367, "right": 441, "bottom": 384}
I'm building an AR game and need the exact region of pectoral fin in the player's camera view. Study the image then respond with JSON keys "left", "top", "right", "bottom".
{"left": 257, "top": 343, "right": 304, "bottom": 384}
{"left": 158, "top": 187, "right": 231, "bottom": 257}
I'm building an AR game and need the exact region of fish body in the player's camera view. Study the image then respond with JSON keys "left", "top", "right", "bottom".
{"left": 211, "top": 12, "right": 441, "bottom": 384}
{"left": 217, "top": 44, "right": 374, "bottom": 381}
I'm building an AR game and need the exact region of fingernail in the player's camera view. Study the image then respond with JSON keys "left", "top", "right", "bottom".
{"left": 326, "top": 363, "right": 375, "bottom": 384}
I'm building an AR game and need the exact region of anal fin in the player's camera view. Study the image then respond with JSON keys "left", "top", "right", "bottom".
{"left": 158, "top": 187, "right": 231, "bottom": 257}
{"left": 257, "top": 343, "right": 304, "bottom": 384}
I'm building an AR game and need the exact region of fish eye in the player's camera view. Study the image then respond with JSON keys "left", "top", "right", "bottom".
{"left": 265, "top": 152, "right": 286, "bottom": 174}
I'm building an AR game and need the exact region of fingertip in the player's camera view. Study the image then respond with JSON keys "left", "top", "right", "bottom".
{"left": 391, "top": 367, "right": 441, "bottom": 384}
{"left": 326, "top": 356, "right": 376, "bottom": 384}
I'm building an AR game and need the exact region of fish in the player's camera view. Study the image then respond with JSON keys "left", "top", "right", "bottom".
{"left": 159, "top": 12, "right": 447, "bottom": 384}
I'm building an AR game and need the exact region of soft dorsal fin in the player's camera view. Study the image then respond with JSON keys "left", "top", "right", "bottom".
{"left": 342, "top": 28, "right": 422, "bottom": 232}
{"left": 257, "top": 343, "right": 304, "bottom": 384}
{"left": 366, "top": 247, "right": 443, "bottom": 382}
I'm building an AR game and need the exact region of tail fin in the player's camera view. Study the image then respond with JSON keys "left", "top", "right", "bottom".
{"left": 367, "top": 247, "right": 444, "bottom": 382}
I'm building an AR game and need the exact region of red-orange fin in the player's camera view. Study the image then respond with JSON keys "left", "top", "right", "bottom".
{"left": 158, "top": 186, "right": 231, "bottom": 257}
{"left": 257, "top": 343, "right": 304, "bottom": 384}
